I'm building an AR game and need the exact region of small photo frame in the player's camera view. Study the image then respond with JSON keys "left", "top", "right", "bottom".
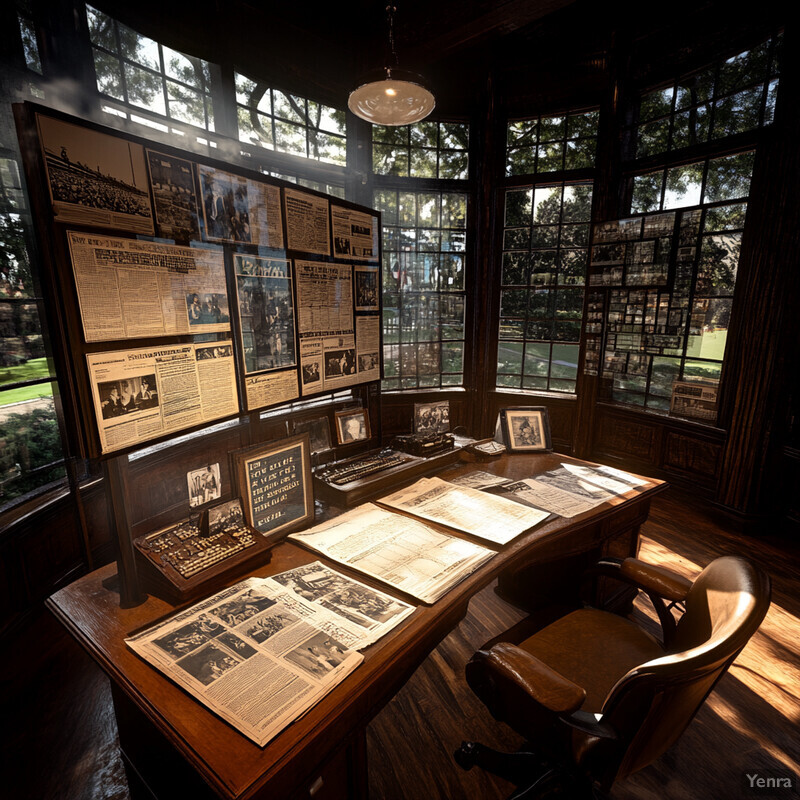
{"left": 231, "top": 434, "right": 314, "bottom": 541}
{"left": 187, "top": 463, "right": 221, "bottom": 508}
{"left": 500, "top": 407, "right": 552, "bottom": 453}
{"left": 291, "top": 415, "right": 333, "bottom": 454}
{"left": 206, "top": 497, "right": 245, "bottom": 536}
{"left": 413, "top": 400, "right": 450, "bottom": 434}
{"left": 335, "top": 408, "right": 370, "bottom": 445}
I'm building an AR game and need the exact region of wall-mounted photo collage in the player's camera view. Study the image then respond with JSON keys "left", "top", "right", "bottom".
{"left": 28, "top": 106, "right": 381, "bottom": 456}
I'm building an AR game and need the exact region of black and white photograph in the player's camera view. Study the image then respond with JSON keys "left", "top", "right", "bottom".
{"left": 97, "top": 375, "right": 158, "bottom": 419}
{"left": 322, "top": 585, "right": 407, "bottom": 625}
{"left": 235, "top": 256, "right": 296, "bottom": 374}
{"left": 292, "top": 416, "right": 332, "bottom": 454}
{"left": 187, "top": 463, "right": 221, "bottom": 508}
{"left": 500, "top": 406, "right": 552, "bottom": 452}
{"left": 302, "top": 360, "right": 321, "bottom": 386}
{"left": 195, "top": 343, "right": 233, "bottom": 360}
{"left": 414, "top": 400, "right": 450, "bottom": 434}
{"left": 358, "top": 352, "right": 379, "bottom": 372}
{"left": 207, "top": 498, "right": 244, "bottom": 535}
{"left": 177, "top": 642, "right": 240, "bottom": 686}
{"left": 153, "top": 614, "right": 225, "bottom": 660}
{"left": 243, "top": 609, "right": 300, "bottom": 645}
{"left": 37, "top": 114, "right": 154, "bottom": 234}
{"left": 187, "top": 292, "right": 230, "bottom": 326}
{"left": 355, "top": 266, "right": 379, "bottom": 310}
{"left": 216, "top": 632, "right": 257, "bottom": 660}
{"left": 146, "top": 149, "right": 200, "bottom": 241}
{"left": 335, "top": 408, "right": 370, "bottom": 444}
{"left": 198, "top": 165, "right": 251, "bottom": 243}
{"left": 325, "top": 348, "right": 356, "bottom": 378}
{"left": 272, "top": 564, "right": 350, "bottom": 600}
{"left": 210, "top": 589, "right": 276, "bottom": 627}
{"left": 284, "top": 632, "right": 347, "bottom": 678}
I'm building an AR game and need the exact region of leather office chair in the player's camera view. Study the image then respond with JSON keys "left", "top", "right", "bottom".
{"left": 455, "top": 555, "right": 771, "bottom": 799}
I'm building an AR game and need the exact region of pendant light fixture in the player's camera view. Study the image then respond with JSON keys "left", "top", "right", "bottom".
{"left": 348, "top": 4, "right": 436, "bottom": 126}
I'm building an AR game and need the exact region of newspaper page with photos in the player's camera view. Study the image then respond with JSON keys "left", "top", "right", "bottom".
{"left": 289, "top": 504, "right": 495, "bottom": 603}
{"left": 378, "top": 477, "right": 551, "bottom": 545}
{"left": 295, "top": 261, "right": 360, "bottom": 394}
{"left": 494, "top": 463, "right": 646, "bottom": 518}
{"left": 126, "top": 560, "right": 413, "bottom": 747}
{"left": 67, "top": 232, "right": 229, "bottom": 342}
{"left": 331, "top": 205, "right": 378, "bottom": 261}
{"left": 87, "top": 342, "right": 238, "bottom": 453}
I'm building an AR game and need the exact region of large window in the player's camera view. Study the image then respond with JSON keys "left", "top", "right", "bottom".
{"left": 375, "top": 189, "right": 467, "bottom": 389}
{"left": 236, "top": 73, "right": 347, "bottom": 166}
{"left": 636, "top": 34, "right": 781, "bottom": 159}
{"left": 496, "top": 182, "right": 593, "bottom": 393}
{"left": 86, "top": 4, "right": 216, "bottom": 133}
{"left": 506, "top": 110, "right": 598, "bottom": 176}
{"left": 372, "top": 122, "right": 469, "bottom": 179}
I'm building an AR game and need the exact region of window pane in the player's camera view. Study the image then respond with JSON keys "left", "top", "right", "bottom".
{"left": 664, "top": 164, "right": 703, "bottom": 209}
{"left": 124, "top": 63, "right": 166, "bottom": 115}
{"left": 704, "top": 152, "right": 754, "bottom": 203}
{"left": 93, "top": 48, "right": 124, "bottom": 99}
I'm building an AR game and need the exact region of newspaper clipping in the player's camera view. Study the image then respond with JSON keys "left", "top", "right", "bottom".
{"left": 355, "top": 316, "right": 381, "bottom": 382}
{"left": 331, "top": 205, "right": 378, "bottom": 261}
{"left": 244, "top": 371, "right": 299, "bottom": 412}
{"left": 198, "top": 164, "right": 284, "bottom": 248}
{"left": 37, "top": 113, "right": 154, "bottom": 235}
{"left": 378, "top": 477, "right": 551, "bottom": 545}
{"left": 284, "top": 188, "right": 330, "bottom": 256}
{"left": 67, "top": 232, "right": 229, "bottom": 342}
{"left": 295, "top": 261, "right": 361, "bottom": 394}
{"left": 87, "top": 343, "right": 238, "bottom": 453}
{"left": 126, "top": 561, "right": 414, "bottom": 746}
{"left": 289, "top": 504, "right": 495, "bottom": 603}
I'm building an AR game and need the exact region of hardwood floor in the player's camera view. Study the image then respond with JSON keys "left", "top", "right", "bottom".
{"left": 2, "top": 488, "right": 799, "bottom": 800}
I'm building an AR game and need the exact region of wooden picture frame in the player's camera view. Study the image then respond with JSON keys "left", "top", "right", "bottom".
{"left": 413, "top": 400, "right": 450, "bottom": 434}
{"left": 231, "top": 433, "right": 314, "bottom": 542}
{"left": 335, "top": 408, "right": 370, "bottom": 445}
{"left": 500, "top": 406, "right": 552, "bottom": 452}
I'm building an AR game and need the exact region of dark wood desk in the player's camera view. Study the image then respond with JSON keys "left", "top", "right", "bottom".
{"left": 47, "top": 453, "right": 666, "bottom": 800}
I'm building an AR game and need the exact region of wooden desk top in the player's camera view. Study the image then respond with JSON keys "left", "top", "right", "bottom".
{"left": 47, "top": 453, "right": 665, "bottom": 800}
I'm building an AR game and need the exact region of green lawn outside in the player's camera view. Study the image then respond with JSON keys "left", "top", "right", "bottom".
{"left": 0, "top": 382, "right": 53, "bottom": 406}
{"left": 0, "top": 358, "right": 52, "bottom": 388}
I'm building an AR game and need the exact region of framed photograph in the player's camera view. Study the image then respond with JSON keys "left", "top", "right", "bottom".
{"left": 206, "top": 497, "right": 245, "bottom": 536}
{"left": 335, "top": 408, "right": 370, "bottom": 445}
{"left": 500, "top": 406, "right": 552, "bottom": 453}
{"left": 187, "top": 463, "right": 221, "bottom": 508}
{"left": 291, "top": 415, "right": 333, "bottom": 454}
{"left": 231, "top": 434, "right": 314, "bottom": 541}
{"left": 413, "top": 400, "right": 450, "bottom": 434}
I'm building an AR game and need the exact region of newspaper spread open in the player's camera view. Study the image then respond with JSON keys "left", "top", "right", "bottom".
{"left": 494, "top": 463, "right": 646, "bottom": 518}
{"left": 377, "top": 477, "right": 551, "bottom": 546}
{"left": 87, "top": 342, "right": 238, "bottom": 453}
{"left": 126, "top": 562, "right": 414, "bottom": 747}
{"left": 67, "top": 231, "right": 230, "bottom": 342}
{"left": 289, "top": 504, "right": 495, "bottom": 603}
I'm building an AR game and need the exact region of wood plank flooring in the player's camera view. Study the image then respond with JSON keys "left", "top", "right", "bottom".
{"left": 2, "top": 488, "right": 799, "bottom": 800}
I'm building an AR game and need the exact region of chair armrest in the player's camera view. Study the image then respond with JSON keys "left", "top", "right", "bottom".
{"left": 619, "top": 558, "right": 692, "bottom": 601}
{"left": 467, "top": 642, "right": 586, "bottom": 716}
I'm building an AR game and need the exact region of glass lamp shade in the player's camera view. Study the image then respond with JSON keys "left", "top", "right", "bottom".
{"left": 348, "top": 68, "right": 436, "bottom": 126}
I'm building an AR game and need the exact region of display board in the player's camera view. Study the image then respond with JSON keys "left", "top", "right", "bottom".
{"left": 15, "top": 103, "right": 382, "bottom": 459}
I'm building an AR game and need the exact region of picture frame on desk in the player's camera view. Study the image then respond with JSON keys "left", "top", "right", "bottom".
{"left": 335, "top": 407, "right": 370, "bottom": 445}
{"left": 231, "top": 433, "right": 314, "bottom": 542}
{"left": 500, "top": 406, "right": 552, "bottom": 453}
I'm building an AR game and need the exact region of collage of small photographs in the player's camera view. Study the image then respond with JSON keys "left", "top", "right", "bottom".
{"left": 584, "top": 208, "right": 718, "bottom": 420}
{"left": 32, "top": 110, "right": 382, "bottom": 456}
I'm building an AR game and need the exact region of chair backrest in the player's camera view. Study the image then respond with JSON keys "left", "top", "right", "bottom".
{"left": 595, "top": 556, "right": 771, "bottom": 784}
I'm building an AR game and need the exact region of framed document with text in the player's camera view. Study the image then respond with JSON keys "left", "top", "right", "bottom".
{"left": 231, "top": 434, "right": 314, "bottom": 542}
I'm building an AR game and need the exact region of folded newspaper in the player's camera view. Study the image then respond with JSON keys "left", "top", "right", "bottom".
{"left": 126, "top": 561, "right": 414, "bottom": 746}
